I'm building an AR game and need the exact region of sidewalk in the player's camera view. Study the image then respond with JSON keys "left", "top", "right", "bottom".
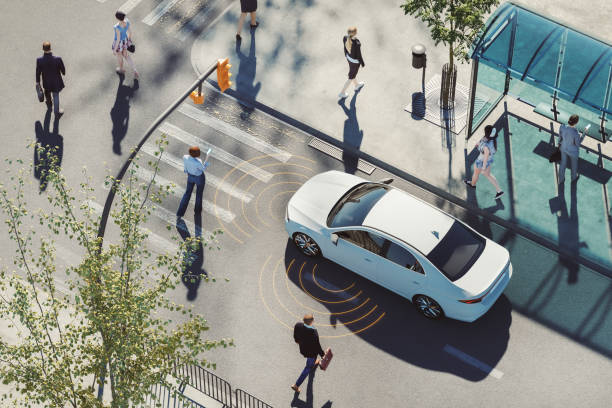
{"left": 191, "top": 0, "right": 612, "bottom": 273}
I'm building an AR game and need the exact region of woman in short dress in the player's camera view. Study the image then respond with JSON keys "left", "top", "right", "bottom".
{"left": 338, "top": 26, "right": 365, "bottom": 100}
{"left": 464, "top": 125, "right": 504, "bottom": 199}
{"left": 112, "top": 10, "right": 139, "bottom": 78}
{"left": 236, "top": 0, "right": 258, "bottom": 41}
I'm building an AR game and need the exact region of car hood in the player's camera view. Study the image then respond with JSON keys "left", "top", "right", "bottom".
{"left": 453, "top": 239, "right": 510, "bottom": 296}
{"left": 287, "top": 171, "right": 364, "bottom": 226}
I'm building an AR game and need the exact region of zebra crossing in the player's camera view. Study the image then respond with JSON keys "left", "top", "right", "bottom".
{"left": 98, "top": 0, "right": 235, "bottom": 41}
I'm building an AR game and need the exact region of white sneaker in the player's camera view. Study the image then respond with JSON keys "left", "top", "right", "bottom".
{"left": 338, "top": 92, "right": 349, "bottom": 100}
{"left": 355, "top": 81, "right": 365, "bottom": 91}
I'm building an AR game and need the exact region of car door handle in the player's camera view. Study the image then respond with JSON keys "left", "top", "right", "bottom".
{"left": 412, "top": 281, "right": 420, "bottom": 284}
{"left": 364, "top": 258, "right": 373, "bottom": 262}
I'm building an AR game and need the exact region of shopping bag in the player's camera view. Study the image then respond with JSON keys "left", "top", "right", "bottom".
{"left": 319, "top": 348, "right": 333, "bottom": 371}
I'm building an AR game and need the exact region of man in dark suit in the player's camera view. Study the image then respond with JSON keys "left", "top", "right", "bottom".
{"left": 36, "top": 41, "right": 65, "bottom": 117}
{"left": 291, "top": 314, "right": 325, "bottom": 393}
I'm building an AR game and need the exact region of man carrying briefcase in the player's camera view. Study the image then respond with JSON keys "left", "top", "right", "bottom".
{"left": 291, "top": 314, "right": 326, "bottom": 393}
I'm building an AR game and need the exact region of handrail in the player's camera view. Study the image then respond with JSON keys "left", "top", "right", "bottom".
{"left": 235, "top": 388, "right": 274, "bottom": 408}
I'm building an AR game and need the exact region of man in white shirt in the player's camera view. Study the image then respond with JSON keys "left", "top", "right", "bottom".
{"left": 177, "top": 146, "right": 210, "bottom": 218}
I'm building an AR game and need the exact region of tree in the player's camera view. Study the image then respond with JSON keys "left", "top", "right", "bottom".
{"left": 401, "top": 0, "right": 500, "bottom": 108}
{"left": 0, "top": 139, "right": 229, "bottom": 408}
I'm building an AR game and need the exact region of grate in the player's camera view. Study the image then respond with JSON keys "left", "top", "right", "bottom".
{"left": 308, "top": 137, "right": 376, "bottom": 175}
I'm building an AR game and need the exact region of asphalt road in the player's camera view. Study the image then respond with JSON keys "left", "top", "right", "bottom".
{"left": 0, "top": 1, "right": 611, "bottom": 408}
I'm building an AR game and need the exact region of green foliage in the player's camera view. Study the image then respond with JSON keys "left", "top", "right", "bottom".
{"left": 401, "top": 0, "right": 500, "bottom": 64}
{"left": 0, "top": 137, "right": 230, "bottom": 407}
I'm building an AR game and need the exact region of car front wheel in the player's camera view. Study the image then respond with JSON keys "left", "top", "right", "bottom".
{"left": 293, "top": 232, "right": 321, "bottom": 257}
{"left": 414, "top": 295, "right": 444, "bottom": 320}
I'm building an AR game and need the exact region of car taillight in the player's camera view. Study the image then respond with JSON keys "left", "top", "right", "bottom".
{"left": 458, "top": 297, "right": 484, "bottom": 304}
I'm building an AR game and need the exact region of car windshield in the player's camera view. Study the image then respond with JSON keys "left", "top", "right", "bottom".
{"left": 426, "top": 221, "right": 485, "bottom": 281}
{"left": 327, "top": 183, "right": 389, "bottom": 227}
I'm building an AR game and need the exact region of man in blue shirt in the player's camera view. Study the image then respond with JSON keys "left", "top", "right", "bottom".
{"left": 558, "top": 114, "right": 587, "bottom": 184}
{"left": 177, "top": 146, "right": 210, "bottom": 217}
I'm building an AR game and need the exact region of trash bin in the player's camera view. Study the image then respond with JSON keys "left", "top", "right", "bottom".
{"left": 412, "top": 44, "right": 426, "bottom": 69}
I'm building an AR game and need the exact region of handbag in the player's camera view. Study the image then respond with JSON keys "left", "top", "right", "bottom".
{"left": 549, "top": 146, "right": 561, "bottom": 163}
{"left": 319, "top": 348, "right": 333, "bottom": 371}
{"left": 36, "top": 84, "right": 44, "bottom": 103}
{"left": 127, "top": 42, "right": 135, "bottom": 53}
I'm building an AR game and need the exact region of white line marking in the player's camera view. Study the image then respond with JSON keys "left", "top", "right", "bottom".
{"left": 159, "top": 122, "right": 273, "bottom": 182}
{"left": 178, "top": 104, "right": 292, "bottom": 162}
{"left": 131, "top": 166, "right": 235, "bottom": 222}
{"left": 175, "top": 7, "right": 212, "bottom": 41}
{"left": 139, "top": 144, "right": 253, "bottom": 203}
{"left": 85, "top": 200, "right": 188, "bottom": 254}
{"left": 142, "top": 0, "right": 180, "bottom": 25}
{"left": 443, "top": 344, "right": 504, "bottom": 379}
{"left": 97, "top": 0, "right": 108, "bottom": 3}
{"left": 118, "top": 0, "right": 146, "bottom": 14}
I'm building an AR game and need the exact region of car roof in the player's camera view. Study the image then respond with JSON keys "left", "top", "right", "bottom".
{"left": 362, "top": 188, "right": 455, "bottom": 254}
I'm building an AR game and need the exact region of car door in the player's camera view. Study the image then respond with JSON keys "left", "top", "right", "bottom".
{"left": 377, "top": 240, "right": 427, "bottom": 298}
{"left": 328, "top": 229, "right": 386, "bottom": 283}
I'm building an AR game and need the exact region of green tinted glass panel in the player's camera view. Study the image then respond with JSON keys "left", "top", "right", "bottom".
{"left": 510, "top": 9, "right": 558, "bottom": 73}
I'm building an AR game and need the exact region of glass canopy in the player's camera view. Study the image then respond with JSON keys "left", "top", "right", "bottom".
{"left": 467, "top": 2, "right": 612, "bottom": 141}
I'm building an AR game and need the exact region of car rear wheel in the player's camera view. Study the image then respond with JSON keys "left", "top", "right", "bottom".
{"left": 414, "top": 295, "right": 444, "bottom": 320}
{"left": 293, "top": 233, "right": 321, "bottom": 257}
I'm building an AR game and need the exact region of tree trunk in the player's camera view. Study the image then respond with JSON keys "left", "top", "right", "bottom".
{"left": 440, "top": 43, "right": 457, "bottom": 110}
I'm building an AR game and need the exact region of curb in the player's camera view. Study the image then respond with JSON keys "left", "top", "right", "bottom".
{"left": 191, "top": 53, "right": 612, "bottom": 280}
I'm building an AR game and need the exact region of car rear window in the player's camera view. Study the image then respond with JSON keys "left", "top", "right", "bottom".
{"left": 328, "top": 183, "right": 388, "bottom": 228}
{"left": 426, "top": 221, "right": 484, "bottom": 281}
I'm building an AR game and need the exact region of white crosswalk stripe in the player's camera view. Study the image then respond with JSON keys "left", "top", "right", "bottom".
{"left": 139, "top": 144, "right": 254, "bottom": 203}
{"left": 175, "top": 0, "right": 235, "bottom": 41}
{"left": 118, "top": 0, "right": 146, "bottom": 14}
{"left": 85, "top": 200, "right": 188, "bottom": 255}
{"left": 159, "top": 122, "right": 273, "bottom": 182}
{"left": 142, "top": 0, "right": 181, "bottom": 25}
{"left": 178, "top": 104, "right": 292, "bottom": 162}
{"left": 131, "top": 166, "right": 236, "bottom": 222}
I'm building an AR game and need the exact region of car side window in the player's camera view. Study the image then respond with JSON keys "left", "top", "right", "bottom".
{"left": 385, "top": 241, "right": 424, "bottom": 274}
{"left": 337, "top": 230, "right": 385, "bottom": 256}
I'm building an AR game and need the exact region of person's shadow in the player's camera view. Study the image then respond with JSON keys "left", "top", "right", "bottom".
{"left": 235, "top": 31, "right": 261, "bottom": 102}
{"left": 34, "top": 109, "right": 64, "bottom": 192}
{"left": 290, "top": 367, "right": 332, "bottom": 408}
{"left": 553, "top": 181, "right": 584, "bottom": 284}
{"left": 176, "top": 213, "right": 208, "bottom": 300}
{"left": 338, "top": 92, "right": 363, "bottom": 174}
{"left": 110, "top": 74, "right": 138, "bottom": 155}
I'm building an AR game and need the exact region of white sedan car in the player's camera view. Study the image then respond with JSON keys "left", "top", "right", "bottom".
{"left": 285, "top": 170, "right": 512, "bottom": 322}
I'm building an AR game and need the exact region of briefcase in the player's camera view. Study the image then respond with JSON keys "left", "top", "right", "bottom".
{"left": 319, "top": 348, "right": 333, "bottom": 371}
{"left": 36, "top": 84, "right": 44, "bottom": 103}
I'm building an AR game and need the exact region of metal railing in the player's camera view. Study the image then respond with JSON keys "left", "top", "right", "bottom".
{"left": 173, "top": 362, "right": 233, "bottom": 407}
{"left": 143, "top": 383, "right": 207, "bottom": 408}
{"left": 235, "top": 389, "right": 274, "bottom": 408}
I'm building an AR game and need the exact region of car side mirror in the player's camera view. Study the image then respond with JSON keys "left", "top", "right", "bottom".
{"left": 331, "top": 233, "right": 338, "bottom": 245}
{"left": 378, "top": 178, "right": 393, "bottom": 185}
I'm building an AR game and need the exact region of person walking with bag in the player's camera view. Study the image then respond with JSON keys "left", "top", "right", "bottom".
{"left": 558, "top": 114, "right": 587, "bottom": 184}
{"left": 338, "top": 26, "right": 365, "bottom": 100}
{"left": 236, "top": 0, "right": 258, "bottom": 41}
{"left": 177, "top": 146, "right": 210, "bottom": 218}
{"left": 112, "top": 10, "right": 139, "bottom": 78}
{"left": 36, "top": 41, "right": 65, "bottom": 117}
{"left": 464, "top": 125, "right": 504, "bottom": 199}
{"left": 291, "top": 314, "right": 325, "bottom": 394}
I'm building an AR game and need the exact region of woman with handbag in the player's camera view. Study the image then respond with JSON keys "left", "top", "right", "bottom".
{"left": 112, "top": 10, "right": 139, "bottom": 79}
{"left": 464, "top": 125, "right": 504, "bottom": 199}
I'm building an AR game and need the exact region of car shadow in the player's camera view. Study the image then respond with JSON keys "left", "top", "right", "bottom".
{"left": 283, "top": 241, "right": 511, "bottom": 382}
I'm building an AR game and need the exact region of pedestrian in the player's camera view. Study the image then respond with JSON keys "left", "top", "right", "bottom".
{"left": 464, "top": 125, "right": 504, "bottom": 199}
{"left": 558, "top": 114, "right": 588, "bottom": 184}
{"left": 291, "top": 314, "right": 325, "bottom": 394}
{"left": 338, "top": 26, "right": 365, "bottom": 100}
{"left": 236, "top": 0, "right": 258, "bottom": 41}
{"left": 112, "top": 10, "right": 139, "bottom": 78}
{"left": 36, "top": 41, "right": 65, "bottom": 117}
{"left": 177, "top": 146, "right": 210, "bottom": 218}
